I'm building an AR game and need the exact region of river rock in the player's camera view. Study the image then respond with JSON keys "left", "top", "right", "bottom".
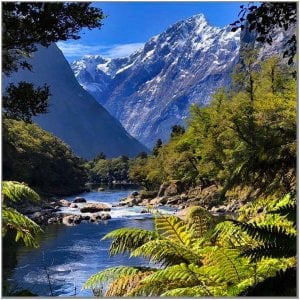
{"left": 90, "top": 214, "right": 101, "bottom": 222}
{"left": 157, "top": 182, "right": 170, "bottom": 197}
{"left": 150, "top": 196, "right": 168, "bottom": 206}
{"left": 98, "top": 187, "right": 105, "bottom": 191}
{"left": 70, "top": 203, "right": 78, "bottom": 208}
{"left": 73, "top": 197, "right": 87, "bottom": 203}
{"left": 119, "top": 196, "right": 141, "bottom": 207}
{"left": 166, "top": 196, "right": 181, "bottom": 205}
{"left": 131, "top": 191, "right": 140, "bottom": 197}
{"left": 62, "top": 214, "right": 82, "bottom": 225}
{"left": 82, "top": 215, "right": 91, "bottom": 221}
{"left": 101, "top": 213, "right": 111, "bottom": 220}
{"left": 140, "top": 209, "right": 148, "bottom": 214}
{"left": 58, "top": 199, "right": 71, "bottom": 207}
{"left": 80, "top": 203, "right": 110, "bottom": 213}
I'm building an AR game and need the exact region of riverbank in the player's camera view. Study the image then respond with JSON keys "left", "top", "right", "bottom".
{"left": 116, "top": 180, "right": 245, "bottom": 218}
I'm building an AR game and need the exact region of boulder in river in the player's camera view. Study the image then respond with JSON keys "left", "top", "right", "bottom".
{"left": 131, "top": 191, "right": 139, "bottom": 197}
{"left": 58, "top": 199, "right": 71, "bottom": 207}
{"left": 62, "top": 214, "right": 82, "bottom": 225}
{"left": 70, "top": 203, "right": 78, "bottom": 208}
{"left": 150, "top": 196, "right": 168, "bottom": 206}
{"left": 73, "top": 197, "right": 87, "bottom": 203}
{"left": 101, "top": 213, "right": 111, "bottom": 220}
{"left": 98, "top": 187, "right": 105, "bottom": 191}
{"left": 80, "top": 203, "right": 111, "bottom": 213}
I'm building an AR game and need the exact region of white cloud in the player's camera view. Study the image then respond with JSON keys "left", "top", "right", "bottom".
{"left": 56, "top": 41, "right": 144, "bottom": 59}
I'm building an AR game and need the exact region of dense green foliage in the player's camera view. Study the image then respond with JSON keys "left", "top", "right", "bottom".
{"left": 3, "top": 118, "right": 87, "bottom": 196}
{"left": 85, "top": 155, "right": 130, "bottom": 184}
{"left": 2, "top": 181, "right": 43, "bottom": 247}
{"left": 129, "top": 55, "right": 296, "bottom": 200}
{"left": 84, "top": 196, "right": 296, "bottom": 296}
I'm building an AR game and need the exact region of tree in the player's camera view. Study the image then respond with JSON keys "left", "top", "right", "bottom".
{"left": 152, "top": 139, "right": 162, "bottom": 156}
{"left": 93, "top": 152, "right": 106, "bottom": 161}
{"left": 170, "top": 125, "right": 185, "bottom": 138}
{"left": 2, "top": 2, "right": 105, "bottom": 121}
{"left": 2, "top": 2, "right": 104, "bottom": 75}
{"left": 3, "top": 82, "right": 50, "bottom": 122}
{"left": 2, "top": 181, "right": 43, "bottom": 248}
{"left": 231, "top": 3, "right": 297, "bottom": 64}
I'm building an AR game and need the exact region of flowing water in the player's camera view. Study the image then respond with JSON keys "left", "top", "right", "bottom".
{"left": 4, "top": 189, "right": 174, "bottom": 297}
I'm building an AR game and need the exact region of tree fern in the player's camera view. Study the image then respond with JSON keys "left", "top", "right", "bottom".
{"left": 202, "top": 246, "right": 249, "bottom": 285}
{"left": 105, "top": 270, "right": 154, "bottom": 297}
{"left": 185, "top": 206, "right": 215, "bottom": 239}
{"left": 2, "top": 181, "right": 42, "bottom": 247}
{"left": 82, "top": 266, "right": 155, "bottom": 292}
{"left": 2, "top": 181, "right": 40, "bottom": 203}
{"left": 131, "top": 239, "right": 202, "bottom": 266}
{"left": 161, "top": 286, "right": 213, "bottom": 297}
{"left": 2, "top": 205, "right": 42, "bottom": 247}
{"left": 102, "top": 228, "right": 158, "bottom": 256}
{"left": 155, "top": 214, "right": 192, "bottom": 246}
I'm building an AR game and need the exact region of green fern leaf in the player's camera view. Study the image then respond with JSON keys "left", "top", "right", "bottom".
{"left": 102, "top": 228, "right": 158, "bottom": 256}
{"left": 2, "top": 181, "right": 40, "bottom": 203}
{"left": 155, "top": 214, "right": 192, "bottom": 246}
{"left": 231, "top": 220, "right": 295, "bottom": 245}
{"left": 243, "top": 243, "right": 296, "bottom": 262}
{"left": 2, "top": 205, "right": 43, "bottom": 247}
{"left": 105, "top": 271, "right": 154, "bottom": 297}
{"left": 82, "top": 266, "right": 154, "bottom": 291}
{"left": 161, "top": 286, "right": 211, "bottom": 297}
{"left": 131, "top": 239, "right": 203, "bottom": 266}
{"left": 185, "top": 206, "right": 215, "bottom": 238}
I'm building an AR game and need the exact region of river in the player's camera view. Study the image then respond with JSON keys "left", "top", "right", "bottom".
{"left": 4, "top": 189, "right": 174, "bottom": 297}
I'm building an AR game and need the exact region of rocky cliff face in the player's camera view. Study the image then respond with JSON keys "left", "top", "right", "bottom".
{"left": 71, "top": 13, "right": 294, "bottom": 148}
{"left": 3, "top": 44, "right": 148, "bottom": 159}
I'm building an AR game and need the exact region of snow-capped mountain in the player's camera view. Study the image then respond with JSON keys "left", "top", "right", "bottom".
{"left": 71, "top": 13, "right": 292, "bottom": 148}
{"left": 71, "top": 14, "right": 240, "bottom": 147}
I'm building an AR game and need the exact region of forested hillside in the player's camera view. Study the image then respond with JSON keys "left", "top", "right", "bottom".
{"left": 3, "top": 119, "right": 87, "bottom": 196}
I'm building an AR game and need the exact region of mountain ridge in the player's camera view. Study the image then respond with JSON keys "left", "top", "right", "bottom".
{"left": 71, "top": 14, "right": 241, "bottom": 147}
{"left": 3, "top": 44, "right": 148, "bottom": 159}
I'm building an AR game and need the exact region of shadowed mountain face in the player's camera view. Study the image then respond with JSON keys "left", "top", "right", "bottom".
{"left": 71, "top": 14, "right": 241, "bottom": 147}
{"left": 3, "top": 44, "right": 148, "bottom": 159}
{"left": 72, "top": 13, "right": 293, "bottom": 148}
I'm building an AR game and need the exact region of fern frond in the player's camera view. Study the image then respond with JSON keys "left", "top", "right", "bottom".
{"left": 82, "top": 266, "right": 154, "bottom": 291}
{"left": 2, "top": 181, "right": 40, "bottom": 203}
{"left": 128, "top": 263, "right": 211, "bottom": 297}
{"left": 155, "top": 215, "right": 192, "bottom": 246}
{"left": 231, "top": 220, "right": 295, "bottom": 245}
{"left": 212, "top": 221, "right": 253, "bottom": 248}
{"left": 2, "top": 205, "right": 43, "bottom": 247}
{"left": 102, "top": 228, "right": 158, "bottom": 256}
{"left": 242, "top": 243, "right": 296, "bottom": 262}
{"left": 202, "top": 246, "right": 249, "bottom": 284}
{"left": 161, "top": 286, "right": 211, "bottom": 297}
{"left": 185, "top": 206, "right": 215, "bottom": 238}
{"left": 131, "top": 239, "right": 202, "bottom": 266}
{"left": 268, "top": 197, "right": 296, "bottom": 224}
{"left": 142, "top": 263, "right": 200, "bottom": 286}
{"left": 105, "top": 271, "right": 154, "bottom": 297}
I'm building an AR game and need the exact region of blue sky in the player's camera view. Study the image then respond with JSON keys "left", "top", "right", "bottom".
{"left": 57, "top": 2, "right": 246, "bottom": 62}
